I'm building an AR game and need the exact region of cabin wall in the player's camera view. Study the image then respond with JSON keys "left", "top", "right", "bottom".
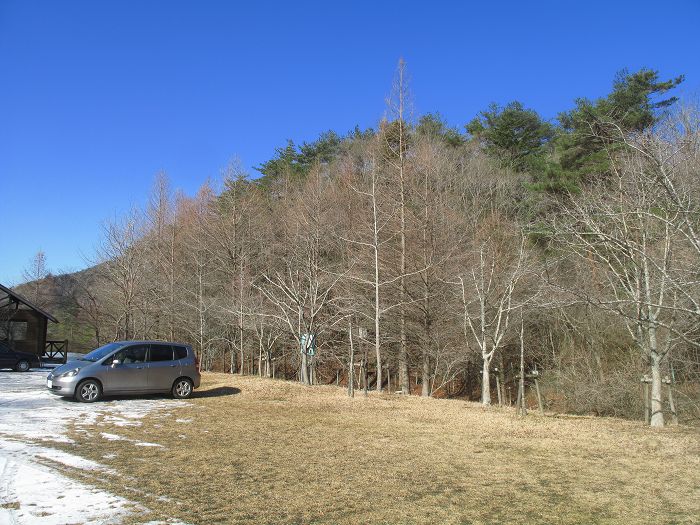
{"left": 0, "top": 306, "right": 46, "bottom": 355}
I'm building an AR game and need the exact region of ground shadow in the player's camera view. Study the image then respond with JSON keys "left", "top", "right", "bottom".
{"left": 57, "top": 393, "right": 169, "bottom": 403}
{"left": 54, "top": 386, "right": 241, "bottom": 403}
{"left": 191, "top": 386, "right": 241, "bottom": 398}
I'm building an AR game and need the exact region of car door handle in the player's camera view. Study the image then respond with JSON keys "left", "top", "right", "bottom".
{"left": 169, "top": 364, "right": 177, "bottom": 367}
{"left": 136, "top": 366, "right": 144, "bottom": 369}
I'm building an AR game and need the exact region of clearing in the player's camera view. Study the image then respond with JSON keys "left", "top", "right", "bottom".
{"left": 1, "top": 370, "right": 698, "bottom": 524}
{"left": 55, "top": 373, "right": 700, "bottom": 524}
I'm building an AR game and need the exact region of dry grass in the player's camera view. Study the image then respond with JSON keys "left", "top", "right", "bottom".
{"left": 58, "top": 373, "right": 700, "bottom": 525}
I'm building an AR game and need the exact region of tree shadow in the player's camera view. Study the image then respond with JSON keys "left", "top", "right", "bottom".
{"left": 192, "top": 386, "right": 241, "bottom": 398}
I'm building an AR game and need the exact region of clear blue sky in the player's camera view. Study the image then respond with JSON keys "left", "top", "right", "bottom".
{"left": 1, "top": 0, "right": 699, "bottom": 285}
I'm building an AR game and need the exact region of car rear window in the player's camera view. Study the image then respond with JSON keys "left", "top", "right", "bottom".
{"left": 149, "top": 345, "right": 174, "bottom": 362}
{"left": 174, "top": 346, "right": 188, "bottom": 360}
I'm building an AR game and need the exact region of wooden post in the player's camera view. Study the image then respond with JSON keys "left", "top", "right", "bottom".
{"left": 530, "top": 369, "right": 544, "bottom": 414}
{"left": 518, "top": 315, "right": 527, "bottom": 417}
{"left": 494, "top": 367, "right": 502, "bottom": 406}
{"left": 336, "top": 370, "right": 340, "bottom": 386}
{"left": 641, "top": 374, "right": 652, "bottom": 424}
{"left": 363, "top": 341, "right": 369, "bottom": 397}
{"left": 534, "top": 378, "right": 543, "bottom": 414}
{"left": 348, "top": 319, "right": 355, "bottom": 398}
{"left": 664, "top": 376, "right": 678, "bottom": 425}
{"left": 498, "top": 361, "right": 506, "bottom": 406}
{"left": 670, "top": 362, "right": 679, "bottom": 425}
{"left": 515, "top": 377, "right": 526, "bottom": 416}
{"left": 363, "top": 360, "right": 368, "bottom": 397}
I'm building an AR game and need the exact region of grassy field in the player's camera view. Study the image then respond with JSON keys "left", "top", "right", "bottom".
{"left": 58, "top": 373, "right": 699, "bottom": 525}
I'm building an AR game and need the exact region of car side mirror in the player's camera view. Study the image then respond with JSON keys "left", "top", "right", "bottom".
{"left": 111, "top": 359, "right": 121, "bottom": 366}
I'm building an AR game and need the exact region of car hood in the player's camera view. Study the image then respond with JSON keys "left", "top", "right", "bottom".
{"left": 51, "top": 360, "right": 87, "bottom": 375}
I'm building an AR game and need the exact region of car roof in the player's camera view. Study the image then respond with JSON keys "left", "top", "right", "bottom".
{"left": 114, "top": 340, "right": 190, "bottom": 347}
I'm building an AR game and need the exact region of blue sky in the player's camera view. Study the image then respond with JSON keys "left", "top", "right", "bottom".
{"left": 1, "top": 0, "right": 699, "bottom": 284}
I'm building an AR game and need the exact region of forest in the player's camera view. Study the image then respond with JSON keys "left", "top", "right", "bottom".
{"left": 26, "top": 61, "right": 700, "bottom": 428}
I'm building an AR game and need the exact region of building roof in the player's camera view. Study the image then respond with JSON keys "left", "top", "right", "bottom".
{"left": 0, "top": 283, "right": 59, "bottom": 323}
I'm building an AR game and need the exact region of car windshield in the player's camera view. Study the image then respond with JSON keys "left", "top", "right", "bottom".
{"left": 80, "top": 342, "right": 127, "bottom": 362}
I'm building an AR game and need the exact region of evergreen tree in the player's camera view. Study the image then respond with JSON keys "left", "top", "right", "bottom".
{"left": 555, "top": 68, "right": 684, "bottom": 183}
{"left": 466, "top": 101, "right": 554, "bottom": 172}
{"left": 416, "top": 113, "right": 464, "bottom": 148}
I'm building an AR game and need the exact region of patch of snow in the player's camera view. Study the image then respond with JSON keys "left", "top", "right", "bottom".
{"left": 134, "top": 442, "right": 164, "bottom": 448}
{"left": 143, "top": 520, "right": 191, "bottom": 525}
{"left": 0, "top": 453, "right": 130, "bottom": 525}
{"left": 100, "top": 432, "right": 127, "bottom": 441}
{"left": 0, "top": 370, "right": 189, "bottom": 524}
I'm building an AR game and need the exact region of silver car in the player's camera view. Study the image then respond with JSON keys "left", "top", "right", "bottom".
{"left": 47, "top": 341, "right": 201, "bottom": 402}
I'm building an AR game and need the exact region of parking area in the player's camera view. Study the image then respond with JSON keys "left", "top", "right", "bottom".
{"left": 0, "top": 368, "right": 188, "bottom": 525}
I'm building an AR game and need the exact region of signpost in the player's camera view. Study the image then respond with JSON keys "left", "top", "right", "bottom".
{"left": 493, "top": 367, "right": 502, "bottom": 406}
{"left": 300, "top": 334, "right": 316, "bottom": 385}
{"left": 300, "top": 333, "right": 316, "bottom": 356}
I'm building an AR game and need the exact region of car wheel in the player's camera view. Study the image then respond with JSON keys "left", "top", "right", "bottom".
{"left": 15, "top": 360, "right": 30, "bottom": 372}
{"left": 172, "top": 378, "right": 193, "bottom": 399}
{"left": 76, "top": 380, "right": 102, "bottom": 403}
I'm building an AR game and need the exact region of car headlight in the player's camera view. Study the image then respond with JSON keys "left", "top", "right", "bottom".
{"left": 58, "top": 368, "right": 81, "bottom": 378}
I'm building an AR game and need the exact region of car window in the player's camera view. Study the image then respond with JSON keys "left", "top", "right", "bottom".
{"left": 0, "top": 342, "right": 10, "bottom": 353}
{"left": 174, "top": 346, "right": 188, "bottom": 360}
{"left": 84, "top": 342, "right": 126, "bottom": 362}
{"left": 113, "top": 345, "right": 148, "bottom": 364}
{"left": 149, "top": 345, "right": 174, "bottom": 362}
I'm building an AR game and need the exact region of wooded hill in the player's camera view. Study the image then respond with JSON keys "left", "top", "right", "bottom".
{"left": 23, "top": 62, "right": 700, "bottom": 427}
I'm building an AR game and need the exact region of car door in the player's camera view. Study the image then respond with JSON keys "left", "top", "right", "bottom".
{"left": 102, "top": 344, "right": 149, "bottom": 393}
{"left": 0, "top": 342, "right": 14, "bottom": 369}
{"left": 146, "top": 344, "right": 180, "bottom": 391}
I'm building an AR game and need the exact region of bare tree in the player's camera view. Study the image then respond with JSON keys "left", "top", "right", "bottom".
{"left": 22, "top": 251, "right": 49, "bottom": 305}
{"left": 383, "top": 57, "right": 413, "bottom": 394}
{"left": 456, "top": 223, "right": 531, "bottom": 406}
{"left": 553, "top": 150, "right": 694, "bottom": 426}
{"left": 256, "top": 168, "right": 346, "bottom": 384}
{"left": 94, "top": 209, "right": 146, "bottom": 340}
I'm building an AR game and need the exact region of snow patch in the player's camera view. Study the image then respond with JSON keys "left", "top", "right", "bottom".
{"left": 0, "top": 370, "right": 189, "bottom": 524}
{"left": 100, "top": 432, "right": 127, "bottom": 441}
{"left": 0, "top": 454, "right": 130, "bottom": 525}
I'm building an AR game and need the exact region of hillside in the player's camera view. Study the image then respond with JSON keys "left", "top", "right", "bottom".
{"left": 7, "top": 66, "right": 700, "bottom": 428}
{"left": 12, "top": 266, "right": 106, "bottom": 353}
{"left": 57, "top": 373, "right": 700, "bottom": 525}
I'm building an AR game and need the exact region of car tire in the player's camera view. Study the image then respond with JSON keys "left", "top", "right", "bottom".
{"left": 75, "top": 379, "right": 102, "bottom": 403}
{"left": 15, "top": 360, "right": 30, "bottom": 372}
{"left": 172, "top": 378, "right": 193, "bottom": 399}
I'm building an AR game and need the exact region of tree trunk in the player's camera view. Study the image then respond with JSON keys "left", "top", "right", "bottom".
{"left": 481, "top": 355, "right": 491, "bottom": 405}
{"left": 397, "top": 60, "right": 409, "bottom": 396}
{"left": 650, "top": 352, "right": 664, "bottom": 427}
{"left": 374, "top": 245, "right": 382, "bottom": 392}
{"left": 421, "top": 348, "right": 430, "bottom": 397}
{"left": 348, "top": 319, "right": 355, "bottom": 398}
{"left": 518, "top": 316, "right": 527, "bottom": 416}
{"left": 301, "top": 349, "right": 310, "bottom": 385}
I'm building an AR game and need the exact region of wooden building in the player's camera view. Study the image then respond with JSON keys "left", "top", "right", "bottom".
{"left": 0, "top": 283, "right": 67, "bottom": 363}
